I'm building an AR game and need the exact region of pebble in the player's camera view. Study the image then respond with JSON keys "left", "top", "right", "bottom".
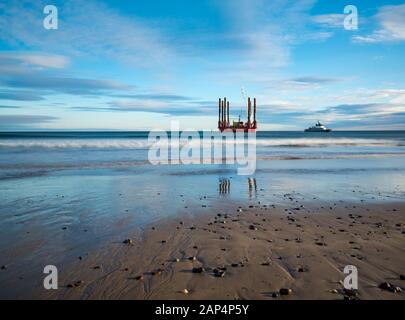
{"left": 379, "top": 282, "right": 391, "bottom": 290}
{"left": 378, "top": 282, "right": 401, "bottom": 293}
{"left": 343, "top": 288, "right": 358, "bottom": 297}
{"left": 279, "top": 288, "right": 292, "bottom": 295}
{"left": 192, "top": 267, "right": 204, "bottom": 273}
{"left": 1, "top": 265, "right": 6, "bottom": 270}
{"left": 123, "top": 239, "right": 133, "bottom": 245}
{"left": 213, "top": 268, "right": 226, "bottom": 277}
{"left": 68, "top": 280, "right": 84, "bottom": 288}
{"left": 135, "top": 275, "right": 143, "bottom": 280}
{"left": 182, "top": 289, "right": 189, "bottom": 295}
{"left": 153, "top": 268, "right": 163, "bottom": 276}
{"left": 249, "top": 225, "right": 257, "bottom": 230}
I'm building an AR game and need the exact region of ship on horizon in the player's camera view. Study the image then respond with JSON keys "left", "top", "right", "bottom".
{"left": 305, "top": 121, "right": 332, "bottom": 132}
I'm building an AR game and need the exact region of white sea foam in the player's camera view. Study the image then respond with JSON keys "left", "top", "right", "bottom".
{"left": 0, "top": 138, "right": 403, "bottom": 149}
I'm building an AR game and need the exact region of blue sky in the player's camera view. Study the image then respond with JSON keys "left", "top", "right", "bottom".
{"left": 0, "top": 0, "right": 405, "bottom": 130}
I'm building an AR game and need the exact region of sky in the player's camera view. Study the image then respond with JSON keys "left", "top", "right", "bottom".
{"left": 0, "top": 0, "right": 405, "bottom": 131}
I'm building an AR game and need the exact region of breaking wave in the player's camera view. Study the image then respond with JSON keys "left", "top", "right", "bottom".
{"left": 0, "top": 137, "right": 404, "bottom": 150}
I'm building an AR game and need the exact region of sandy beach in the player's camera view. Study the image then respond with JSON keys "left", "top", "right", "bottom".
{"left": 27, "top": 200, "right": 404, "bottom": 300}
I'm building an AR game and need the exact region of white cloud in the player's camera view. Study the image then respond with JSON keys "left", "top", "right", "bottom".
{"left": 0, "top": 0, "right": 174, "bottom": 68}
{"left": 311, "top": 14, "right": 345, "bottom": 28}
{"left": 267, "top": 76, "right": 342, "bottom": 91}
{"left": 1, "top": 53, "right": 69, "bottom": 69}
{"left": 353, "top": 4, "right": 405, "bottom": 43}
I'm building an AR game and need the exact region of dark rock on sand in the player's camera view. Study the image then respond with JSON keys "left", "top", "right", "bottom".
{"left": 123, "top": 239, "right": 133, "bottom": 245}
{"left": 378, "top": 282, "right": 401, "bottom": 293}
{"left": 343, "top": 288, "right": 358, "bottom": 297}
{"left": 68, "top": 280, "right": 84, "bottom": 288}
{"left": 213, "top": 268, "right": 226, "bottom": 277}
{"left": 192, "top": 267, "right": 205, "bottom": 273}
{"left": 279, "top": 288, "right": 292, "bottom": 295}
{"left": 379, "top": 282, "right": 391, "bottom": 290}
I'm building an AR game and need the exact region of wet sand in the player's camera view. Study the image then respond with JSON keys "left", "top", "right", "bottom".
{"left": 33, "top": 201, "right": 405, "bottom": 300}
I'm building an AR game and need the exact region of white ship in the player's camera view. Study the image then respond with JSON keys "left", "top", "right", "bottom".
{"left": 305, "top": 121, "right": 332, "bottom": 132}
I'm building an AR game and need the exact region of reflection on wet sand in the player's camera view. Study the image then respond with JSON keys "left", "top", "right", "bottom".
{"left": 218, "top": 177, "right": 257, "bottom": 199}
{"left": 219, "top": 178, "right": 230, "bottom": 194}
{"left": 248, "top": 177, "right": 257, "bottom": 199}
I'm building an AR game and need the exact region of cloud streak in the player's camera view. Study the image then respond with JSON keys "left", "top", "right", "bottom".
{"left": 0, "top": 115, "right": 58, "bottom": 130}
{"left": 353, "top": 4, "right": 405, "bottom": 43}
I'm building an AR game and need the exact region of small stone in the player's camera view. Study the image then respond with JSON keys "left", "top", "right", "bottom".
{"left": 379, "top": 282, "right": 391, "bottom": 291}
{"left": 279, "top": 288, "right": 292, "bottom": 295}
{"left": 272, "top": 292, "right": 279, "bottom": 298}
{"left": 182, "top": 289, "right": 189, "bottom": 295}
{"left": 188, "top": 256, "right": 197, "bottom": 261}
{"left": 123, "top": 238, "right": 132, "bottom": 245}
{"left": 93, "top": 265, "right": 101, "bottom": 270}
{"left": 153, "top": 268, "right": 163, "bottom": 276}
{"left": 73, "top": 280, "right": 84, "bottom": 287}
{"left": 192, "top": 267, "right": 204, "bottom": 273}
{"left": 343, "top": 288, "right": 358, "bottom": 297}
{"left": 134, "top": 275, "right": 143, "bottom": 280}
{"left": 400, "top": 274, "right": 405, "bottom": 280}
{"left": 330, "top": 289, "right": 338, "bottom": 294}
{"left": 1, "top": 265, "right": 7, "bottom": 270}
{"left": 213, "top": 268, "right": 226, "bottom": 277}
{"left": 249, "top": 225, "right": 257, "bottom": 230}
{"left": 175, "top": 258, "right": 180, "bottom": 262}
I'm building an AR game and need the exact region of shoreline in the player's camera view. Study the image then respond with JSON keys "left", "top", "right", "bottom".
{"left": 23, "top": 201, "right": 404, "bottom": 300}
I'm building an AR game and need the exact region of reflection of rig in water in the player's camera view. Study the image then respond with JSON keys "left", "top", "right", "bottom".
{"left": 248, "top": 177, "right": 257, "bottom": 199}
{"left": 219, "top": 178, "right": 231, "bottom": 194}
{"left": 218, "top": 97, "right": 257, "bottom": 132}
{"left": 218, "top": 177, "right": 257, "bottom": 198}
